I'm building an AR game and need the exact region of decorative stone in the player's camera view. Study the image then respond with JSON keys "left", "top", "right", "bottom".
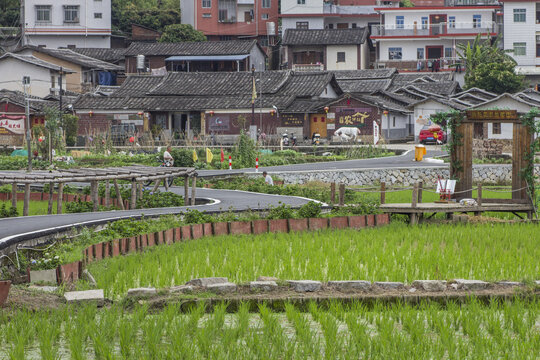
{"left": 250, "top": 281, "right": 278, "bottom": 291}
{"left": 29, "top": 269, "right": 57, "bottom": 284}
{"left": 169, "top": 285, "right": 194, "bottom": 294}
{"left": 28, "top": 285, "right": 58, "bottom": 293}
{"left": 412, "top": 280, "right": 447, "bottom": 292}
{"left": 206, "top": 282, "right": 237, "bottom": 294}
{"left": 497, "top": 281, "right": 521, "bottom": 287}
{"left": 257, "top": 276, "right": 279, "bottom": 282}
{"left": 127, "top": 287, "right": 157, "bottom": 297}
{"left": 327, "top": 280, "right": 371, "bottom": 291}
{"left": 374, "top": 281, "right": 404, "bottom": 290}
{"left": 64, "top": 289, "right": 104, "bottom": 305}
{"left": 288, "top": 280, "right": 322, "bottom": 292}
{"left": 450, "top": 283, "right": 459, "bottom": 290}
{"left": 82, "top": 269, "right": 97, "bottom": 287}
{"left": 409, "top": 288, "right": 417, "bottom": 293}
{"left": 454, "top": 279, "right": 489, "bottom": 291}
{"left": 187, "top": 277, "right": 228, "bottom": 287}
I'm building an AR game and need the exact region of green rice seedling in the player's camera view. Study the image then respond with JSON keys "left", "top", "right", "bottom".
{"left": 66, "top": 309, "right": 87, "bottom": 360}
{"left": 285, "top": 303, "right": 321, "bottom": 359}
{"left": 258, "top": 303, "right": 294, "bottom": 359}
{"left": 142, "top": 314, "right": 165, "bottom": 359}
{"left": 36, "top": 311, "right": 62, "bottom": 360}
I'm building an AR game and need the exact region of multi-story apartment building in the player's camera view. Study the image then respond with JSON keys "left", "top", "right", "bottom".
{"left": 22, "top": 0, "right": 111, "bottom": 48}
{"left": 180, "top": 0, "right": 279, "bottom": 47}
{"left": 371, "top": 0, "right": 501, "bottom": 71}
{"left": 279, "top": 0, "right": 399, "bottom": 34}
{"left": 501, "top": 0, "right": 540, "bottom": 86}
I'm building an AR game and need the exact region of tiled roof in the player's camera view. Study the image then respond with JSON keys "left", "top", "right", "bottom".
{"left": 0, "top": 89, "right": 75, "bottom": 112}
{"left": 0, "top": 53, "right": 75, "bottom": 73}
{"left": 337, "top": 79, "right": 392, "bottom": 94}
{"left": 16, "top": 46, "right": 123, "bottom": 71}
{"left": 409, "top": 96, "right": 468, "bottom": 111}
{"left": 70, "top": 48, "right": 127, "bottom": 63}
{"left": 110, "top": 75, "right": 165, "bottom": 97}
{"left": 282, "top": 28, "right": 368, "bottom": 46}
{"left": 390, "top": 82, "right": 460, "bottom": 96}
{"left": 331, "top": 69, "right": 397, "bottom": 80}
{"left": 451, "top": 87, "right": 497, "bottom": 101}
{"left": 124, "top": 40, "right": 259, "bottom": 57}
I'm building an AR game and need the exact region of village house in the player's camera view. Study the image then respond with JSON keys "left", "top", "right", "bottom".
{"left": 14, "top": 46, "right": 123, "bottom": 93}
{"left": 282, "top": 28, "right": 371, "bottom": 71}
{"left": 123, "top": 40, "right": 267, "bottom": 74}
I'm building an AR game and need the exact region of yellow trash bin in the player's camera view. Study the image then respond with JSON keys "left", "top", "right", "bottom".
{"left": 415, "top": 144, "right": 426, "bottom": 161}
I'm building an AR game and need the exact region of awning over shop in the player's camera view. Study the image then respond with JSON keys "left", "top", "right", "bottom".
{"left": 165, "top": 55, "right": 249, "bottom": 62}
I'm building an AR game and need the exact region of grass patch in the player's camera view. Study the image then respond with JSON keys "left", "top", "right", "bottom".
{"left": 87, "top": 223, "right": 540, "bottom": 298}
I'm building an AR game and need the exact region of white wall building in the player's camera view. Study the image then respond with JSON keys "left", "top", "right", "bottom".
{"left": 372, "top": 1, "right": 501, "bottom": 71}
{"left": 280, "top": 0, "right": 399, "bottom": 35}
{"left": 0, "top": 53, "right": 71, "bottom": 98}
{"left": 501, "top": 0, "right": 540, "bottom": 86}
{"left": 23, "top": 0, "right": 111, "bottom": 48}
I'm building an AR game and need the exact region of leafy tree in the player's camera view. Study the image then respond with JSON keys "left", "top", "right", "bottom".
{"left": 159, "top": 24, "right": 207, "bottom": 43}
{"left": 457, "top": 35, "right": 525, "bottom": 94}
{"left": 400, "top": 0, "right": 415, "bottom": 7}
{"left": 111, "top": 1, "right": 181, "bottom": 35}
{"left": 62, "top": 113, "right": 79, "bottom": 147}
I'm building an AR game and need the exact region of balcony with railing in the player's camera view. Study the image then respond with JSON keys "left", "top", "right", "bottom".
{"left": 292, "top": 63, "right": 325, "bottom": 71}
{"left": 376, "top": 57, "right": 466, "bottom": 72}
{"left": 371, "top": 21, "right": 500, "bottom": 37}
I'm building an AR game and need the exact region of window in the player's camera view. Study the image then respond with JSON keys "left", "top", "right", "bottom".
{"left": 514, "top": 8, "right": 526, "bottom": 22}
{"left": 472, "top": 14, "right": 481, "bottom": 28}
{"left": 513, "top": 42, "right": 527, "bottom": 55}
{"left": 260, "top": 37, "right": 269, "bottom": 47}
{"left": 396, "top": 16, "right": 404, "bottom": 29}
{"left": 202, "top": 0, "right": 211, "bottom": 8}
{"left": 337, "top": 52, "right": 345, "bottom": 62}
{"left": 352, "top": 23, "right": 357, "bottom": 28}
{"left": 94, "top": 13, "right": 102, "bottom": 19}
{"left": 262, "top": 0, "right": 271, "bottom": 8}
{"left": 35, "top": 5, "right": 51, "bottom": 23}
{"left": 64, "top": 5, "right": 80, "bottom": 23}
{"left": 328, "top": 23, "right": 334, "bottom": 29}
{"left": 220, "top": 35, "right": 232, "bottom": 40}
{"left": 417, "top": 48, "right": 424, "bottom": 59}
{"left": 297, "top": 0, "right": 306, "bottom": 4}
{"left": 388, "top": 47, "right": 402, "bottom": 60}
{"left": 421, "top": 17, "right": 428, "bottom": 30}
{"left": 296, "top": 21, "right": 309, "bottom": 29}
{"left": 448, "top": 16, "right": 455, "bottom": 28}
{"left": 537, "top": 43, "right": 540, "bottom": 57}
{"left": 202, "top": 13, "right": 211, "bottom": 18}
{"left": 392, "top": 117, "right": 396, "bottom": 127}
{"left": 261, "top": 13, "right": 269, "bottom": 20}
{"left": 492, "top": 123, "right": 501, "bottom": 135}
{"left": 445, "top": 47, "right": 452, "bottom": 58}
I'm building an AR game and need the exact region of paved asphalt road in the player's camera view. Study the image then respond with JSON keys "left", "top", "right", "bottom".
{"left": 0, "top": 187, "right": 315, "bottom": 251}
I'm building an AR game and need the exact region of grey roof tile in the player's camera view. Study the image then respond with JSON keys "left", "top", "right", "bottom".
{"left": 17, "top": 46, "right": 123, "bottom": 71}
{"left": 124, "top": 40, "right": 259, "bottom": 57}
{"left": 337, "top": 79, "right": 392, "bottom": 93}
{"left": 282, "top": 28, "right": 368, "bottom": 46}
{"left": 0, "top": 53, "right": 75, "bottom": 73}
{"left": 70, "top": 48, "right": 127, "bottom": 63}
{"left": 110, "top": 75, "right": 165, "bottom": 97}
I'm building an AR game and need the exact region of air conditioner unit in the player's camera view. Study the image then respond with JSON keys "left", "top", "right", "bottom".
{"left": 377, "top": 63, "right": 386, "bottom": 69}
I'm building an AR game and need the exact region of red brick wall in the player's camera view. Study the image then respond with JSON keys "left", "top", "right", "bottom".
{"left": 206, "top": 112, "right": 281, "bottom": 135}
{"left": 77, "top": 113, "right": 116, "bottom": 136}
{"left": 131, "top": 25, "right": 161, "bottom": 41}
{"left": 126, "top": 56, "right": 167, "bottom": 73}
{"left": 328, "top": 97, "right": 380, "bottom": 136}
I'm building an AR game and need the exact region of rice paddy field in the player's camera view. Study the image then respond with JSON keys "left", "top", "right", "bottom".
{"left": 87, "top": 223, "right": 540, "bottom": 298}
{"left": 1, "top": 299, "right": 538, "bottom": 360}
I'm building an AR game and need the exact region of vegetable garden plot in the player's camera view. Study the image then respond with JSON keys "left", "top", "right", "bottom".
{"left": 87, "top": 223, "right": 540, "bottom": 298}
{"left": 0, "top": 300, "right": 538, "bottom": 359}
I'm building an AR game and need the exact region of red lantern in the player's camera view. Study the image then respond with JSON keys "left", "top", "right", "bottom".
{"left": 324, "top": 106, "right": 329, "bottom": 113}
{"left": 137, "top": 111, "right": 144, "bottom": 116}
{"left": 38, "top": 137, "right": 44, "bottom": 142}
{"left": 270, "top": 109, "right": 276, "bottom": 116}
{"left": 383, "top": 110, "right": 389, "bottom": 115}
{"left": 129, "top": 136, "right": 135, "bottom": 143}
{"left": 88, "top": 111, "right": 94, "bottom": 117}
{"left": 209, "top": 110, "right": 215, "bottom": 116}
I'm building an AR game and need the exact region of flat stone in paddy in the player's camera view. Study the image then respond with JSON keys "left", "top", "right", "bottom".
{"left": 187, "top": 277, "right": 228, "bottom": 287}
{"left": 288, "top": 280, "right": 322, "bottom": 292}
{"left": 169, "top": 285, "right": 194, "bottom": 294}
{"left": 497, "top": 281, "right": 522, "bottom": 287}
{"left": 250, "top": 281, "right": 278, "bottom": 291}
{"left": 454, "top": 279, "right": 489, "bottom": 291}
{"left": 327, "top": 280, "right": 371, "bottom": 291}
{"left": 257, "top": 276, "right": 279, "bottom": 282}
{"left": 374, "top": 282, "right": 404, "bottom": 290}
{"left": 64, "top": 289, "right": 104, "bottom": 305}
{"left": 206, "top": 282, "right": 237, "bottom": 294}
{"left": 28, "top": 285, "right": 58, "bottom": 293}
{"left": 412, "top": 280, "right": 447, "bottom": 292}
{"left": 127, "top": 287, "right": 157, "bottom": 297}
{"left": 535, "top": 280, "right": 540, "bottom": 285}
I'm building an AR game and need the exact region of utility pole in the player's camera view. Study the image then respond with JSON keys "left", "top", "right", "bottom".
{"left": 22, "top": 76, "right": 32, "bottom": 172}
{"left": 251, "top": 64, "right": 255, "bottom": 127}
{"left": 20, "top": 0, "right": 25, "bottom": 46}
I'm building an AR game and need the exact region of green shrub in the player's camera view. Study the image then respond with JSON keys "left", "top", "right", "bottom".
{"left": 65, "top": 200, "right": 94, "bottom": 213}
{"left": 233, "top": 131, "right": 256, "bottom": 168}
{"left": 297, "top": 201, "right": 322, "bottom": 218}
{"left": 267, "top": 203, "right": 295, "bottom": 219}
{"left": 170, "top": 148, "right": 194, "bottom": 167}
{"left": 0, "top": 203, "right": 18, "bottom": 218}
{"left": 136, "top": 190, "right": 184, "bottom": 209}
{"left": 183, "top": 209, "right": 213, "bottom": 224}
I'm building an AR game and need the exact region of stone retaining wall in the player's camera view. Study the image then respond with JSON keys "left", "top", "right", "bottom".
{"left": 263, "top": 165, "right": 540, "bottom": 186}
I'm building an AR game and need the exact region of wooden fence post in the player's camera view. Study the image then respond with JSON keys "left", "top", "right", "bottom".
{"left": 477, "top": 183, "right": 482, "bottom": 206}
{"left": 417, "top": 181, "right": 423, "bottom": 204}
{"left": 57, "top": 183, "right": 64, "bottom": 214}
{"left": 91, "top": 180, "right": 99, "bottom": 212}
{"left": 184, "top": 175, "right": 189, "bottom": 206}
{"left": 47, "top": 182, "right": 54, "bottom": 215}
{"left": 130, "top": 179, "right": 137, "bottom": 210}
{"left": 380, "top": 182, "right": 386, "bottom": 204}
{"left": 191, "top": 176, "right": 197, "bottom": 206}
{"left": 330, "top": 183, "right": 336, "bottom": 205}
{"left": 338, "top": 184, "right": 345, "bottom": 206}
{"left": 411, "top": 183, "right": 418, "bottom": 208}
{"left": 11, "top": 183, "right": 17, "bottom": 208}
{"left": 105, "top": 180, "right": 111, "bottom": 207}
{"left": 23, "top": 184, "right": 30, "bottom": 216}
{"left": 114, "top": 180, "right": 125, "bottom": 211}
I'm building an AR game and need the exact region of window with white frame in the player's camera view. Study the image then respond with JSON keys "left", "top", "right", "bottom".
{"left": 417, "top": 48, "right": 424, "bottom": 59}
{"left": 514, "top": 8, "right": 526, "bottom": 22}
{"left": 36, "top": 5, "right": 51, "bottom": 23}
{"left": 261, "top": 13, "right": 269, "bottom": 20}
{"left": 448, "top": 16, "right": 455, "bottom": 28}
{"left": 513, "top": 42, "right": 527, "bottom": 55}
{"left": 444, "top": 48, "right": 452, "bottom": 58}
{"left": 297, "top": 0, "right": 306, "bottom": 4}
{"left": 202, "top": 0, "right": 211, "bottom": 8}
{"left": 296, "top": 21, "right": 309, "bottom": 29}
{"left": 388, "top": 47, "right": 402, "bottom": 60}
{"left": 421, "top": 17, "right": 428, "bottom": 30}
{"left": 396, "top": 16, "right": 404, "bottom": 29}
{"left": 337, "top": 52, "right": 345, "bottom": 62}
{"left": 202, "top": 13, "right": 211, "bottom": 18}
{"left": 94, "top": 13, "right": 102, "bottom": 19}
{"left": 64, "top": 5, "right": 80, "bottom": 23}
{"left": 472, "top": 14, "right": 481, "bottom": 28}
{"left": 262, "top": 0, "right": 271, "bottom": 8}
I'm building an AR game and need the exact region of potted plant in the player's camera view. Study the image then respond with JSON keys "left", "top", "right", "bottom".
{"left": 0, "top": 279, "right": 11, "bottom": 306}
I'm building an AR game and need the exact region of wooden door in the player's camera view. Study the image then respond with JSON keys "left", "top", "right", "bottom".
{"left": 310, "top": 114, "right": 327, "bottom": 138}
{"left": 337, "top": 23, "right": 349, "bottom": 29}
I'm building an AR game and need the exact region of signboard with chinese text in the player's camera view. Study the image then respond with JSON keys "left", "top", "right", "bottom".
{"left": 466, "top": 110, "right": 518, "bottom": 122}
{"left": 208, "top": 115, "right": 230, "bottom": 131}
{"left": 335, "top": 107, "right": 373, "bottom": 128}
{"left": 0, "top": 117, "right": 24, "bottom": 135}
{"left": 280, "top": 114, "right": 303, "bottom": 127}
